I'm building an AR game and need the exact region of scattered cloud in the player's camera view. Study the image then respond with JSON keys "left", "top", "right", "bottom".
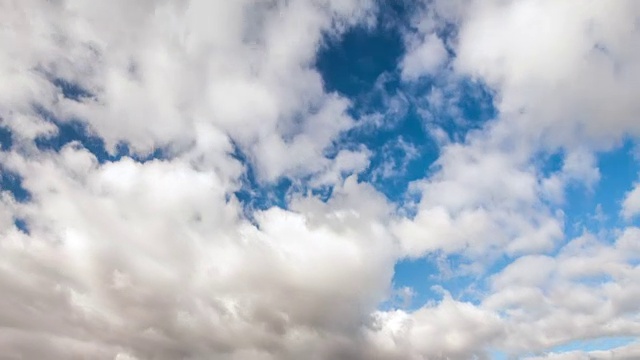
{"left": 1, "top": 0, "right": 640, "bottom": 359}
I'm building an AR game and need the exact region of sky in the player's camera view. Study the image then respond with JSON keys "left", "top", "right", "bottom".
{"left": 1, "top": 0, "right": 640, "bottom": 359}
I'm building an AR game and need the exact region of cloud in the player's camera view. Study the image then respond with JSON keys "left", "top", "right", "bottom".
{"left": 622, "top": 182, "right": 640, "bottom": 220}
{"left": 0, "top": 144, "right": 398, "bottom": 359}
{"left": 393, "top": 0, "right": 640, "bottom": 264}
{"left": 0, "top": 0, "right": 375, "bottom": 180}
{"left": 393, "top": 140, "right": 564, "bottom": 260}
{"left": 389, "top": 0, "right": 640, "bottom": 355}
{"left": 366, "top": 295, "right": 504, "bottom": 360}
{"left": 401, "top": 34, "right": 448, "bottom": 80}
{"left": 454, "top": 0, "right": 640, "bottom": 149}
{"left": 2, "top": 0, "right": 640, "bottom": 359}
{"left": 484, "top": 229, "right": 640, "bottom": 353}
{"left": 525, "top": 342, "right": 640, "bottom": 359}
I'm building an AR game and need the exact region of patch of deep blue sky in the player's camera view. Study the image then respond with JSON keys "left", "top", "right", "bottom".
{"left": 317, "top": 0, "right": 496, "bottom": 205}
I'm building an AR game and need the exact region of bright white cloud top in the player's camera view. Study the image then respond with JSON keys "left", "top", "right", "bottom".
{"left": 1, "top": 1, "right": 640, "bottom": 359}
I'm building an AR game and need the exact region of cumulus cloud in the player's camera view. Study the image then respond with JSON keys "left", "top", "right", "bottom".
{"left": 483, "top": 229, "right": 640, "bottom": 353}
{"left": 454, "top": 0, "right": 640, "bottom": 149}
{"left": 366, "top": 295, "right": 504, "bottom": 360}
{"left": 0, "top": 0, "right": 374, "bottom": 180}
{"left": 2, "top": 0, "right": 640, "bottom": 359}
{"left": 0, "top": 0, "right": 405, "bottom": 358}
{"left": 401, "top": 34, "right": 448, "bottom": 80}
{"left": 390, "top": 0, "right": 640, "bottom": 356}
{"left": 393, "top": 134, "right": 566, "bottom": 263}
{"left": 622, "top": 183, "right": 640, "bottom": 220}
{"left": 0, "top": 144, "right": 398, "bottom": 359}
{"left": 395, "top": 0, "right": 640, "bottom": 261}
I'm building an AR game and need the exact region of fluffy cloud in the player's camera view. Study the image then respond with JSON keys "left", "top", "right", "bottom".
{"left": 395, "top": 0, "right": 640, "bottom": 259}
{"left": 0, "top": 144, "right": 398, "bottom": 359}
{"left": 401, "top": 34, "right": 448, "bottom": 80}
{"left": 480, "top": 228, "right": 640, "bottom": 355}
{"left": 0, "top": 0, "right": 405, "bottom": 358}
{"left": 392, "top": 0, "right": 640, "bottom": 356}
{"left": 622, "top": 183, "right": 640, "bottom": 220}
{"left": 453, "top": 0, "right": 640, "bottom": 149}
{"left": 0, "top": 0, "right": 374, "bottom": 180}
{"left": 393, "top": 140, "right": 564, "bottom": 260}
{"left": 2, "top": 0, "right": 640, "bottom": 359}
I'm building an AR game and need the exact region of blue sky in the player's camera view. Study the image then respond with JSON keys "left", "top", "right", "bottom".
{"left": 1, "top": 1, "right": 640, "bottom": 359}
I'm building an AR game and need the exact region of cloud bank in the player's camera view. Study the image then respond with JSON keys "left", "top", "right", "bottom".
{"left": 1, "top": 0, "right": 640, "bottom": 359}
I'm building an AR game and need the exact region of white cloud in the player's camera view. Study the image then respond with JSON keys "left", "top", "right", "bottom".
{"left": 389, "top": 0, "right": 640, "bottom": 355}
{"left": 0, "top": 0, "right": 413, "bottom": 358}
{"left": 0, "top": 145, "right": 399, "bottom": 358}
{"left": 483, "top": 229, "right": 640, "bottom": 353}
{"left": 2, "top": 0, "right": 640, "bottom": 359}
{"left": 454, "top": 0, "right": 640, "bottom": 149}
{"left": 310, "top": 148, "right": 371, "bottom": 187}
{"left": 622, "top": 183, "right": 640, "bottom": 220}
{"left": 401, "top": 34, "right": 448, "bottom": 80}
{"left": 366, "top": 295, "right": 504, "bottom": 360}
{"left": 525, "top": 342, "right": 640, "bottom": 359}
{"left": 0, "top": 0, "right": 374, "bottom": 181}
{"left": 393, "top": 140, "right": 563, "bottom": 260}
{"left": 394, "top": 0, "right": 640, "bottom": 267}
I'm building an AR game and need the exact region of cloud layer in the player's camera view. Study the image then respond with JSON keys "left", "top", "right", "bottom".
{"left": 1, "top": 0, "right": 640, "bottom": 359}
